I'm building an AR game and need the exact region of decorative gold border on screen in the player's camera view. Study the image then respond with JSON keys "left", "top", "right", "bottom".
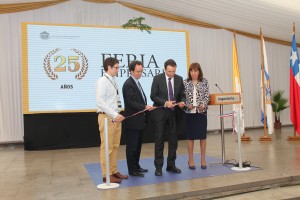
{"left": 21, "top": 22, "right": 190, "bottom": 114}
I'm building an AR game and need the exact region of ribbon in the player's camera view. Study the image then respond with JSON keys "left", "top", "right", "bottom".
{"left": 112, "top": 103, "right": 180, "bottom": 122}
{"left": 113, "top": 105, "right": 238, "bottom": 135}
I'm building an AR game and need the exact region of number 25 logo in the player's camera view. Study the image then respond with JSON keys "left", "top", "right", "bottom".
{"left": 54, "top": 55, "right": 80, "bottom": 72}
{"left": 43, "top": 48, "right": 88, "bottom": 80}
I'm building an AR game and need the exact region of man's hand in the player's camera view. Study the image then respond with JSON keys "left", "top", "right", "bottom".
{"left": 166, "top": 101, "right": 176, "bottom": 108}
{"left": 178, "top": 102, "right": 185, "bottom": 108}
{"left": 114, "top": 114, "right": 125, "bottom": 123}
{"left": 146, "top": 105, "right": 155, "bottom": 111}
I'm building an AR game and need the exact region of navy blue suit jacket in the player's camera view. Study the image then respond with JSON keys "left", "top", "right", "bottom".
{"left": 150, "top": 72, "right": 186, "bottom": 109}
{"left": 122, "top": 76, "right": 147, "bottom": 130}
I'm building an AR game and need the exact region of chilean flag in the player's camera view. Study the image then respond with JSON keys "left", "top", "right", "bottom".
{"left": 290, "top": 33, "right": 300, "bottom": 135}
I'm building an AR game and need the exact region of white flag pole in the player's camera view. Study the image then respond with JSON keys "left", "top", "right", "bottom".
{"left": 237, "top": 111, "right": 243, "bottom": 168}
{"left": 97, "top": 118, "right": 119, "bottom": 189}
{"left": 232, "top": 111, "right": 251, "bottom": 171}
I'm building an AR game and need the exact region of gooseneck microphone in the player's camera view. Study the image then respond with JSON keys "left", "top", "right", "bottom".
{"left": 215, "top": 83, "right": 224, "bottom": 93}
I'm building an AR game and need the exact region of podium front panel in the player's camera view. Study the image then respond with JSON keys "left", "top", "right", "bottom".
{"left": 209, "top": 93, "right": 241, "bottom": 105}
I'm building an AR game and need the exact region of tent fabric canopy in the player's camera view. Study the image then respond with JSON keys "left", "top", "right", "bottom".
{"left": 0, "top": 0, "right": 300, "bottom": 45}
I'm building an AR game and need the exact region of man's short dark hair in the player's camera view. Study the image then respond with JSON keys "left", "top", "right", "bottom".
{"left": 164, "top": 59, "right": 177, "bottom": 69}
{"left": 103, "top": 57, "right": 119, "bottom": 72}
{"left": 129, "top": 60, "right": 143, "bottom": 72}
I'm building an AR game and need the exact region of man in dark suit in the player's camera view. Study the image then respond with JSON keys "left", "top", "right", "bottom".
{"left": 150, "top": 59, "right": 186, "bottom": 176}
{"left": 123, "top": 60, "right": 155, "bottom": 177}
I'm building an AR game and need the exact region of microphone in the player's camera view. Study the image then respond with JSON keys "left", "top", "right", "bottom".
{"left": 215, "top": 83, "right": 224, "bottom": 93}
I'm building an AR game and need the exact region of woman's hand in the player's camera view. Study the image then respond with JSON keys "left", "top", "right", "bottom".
{"left": 188, "top": 105, "right": 194, "bottom": 110}
{"left": 199, "top": 105, "right": 206, "bottom": 111}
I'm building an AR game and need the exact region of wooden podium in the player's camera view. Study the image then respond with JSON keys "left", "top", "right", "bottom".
{"left": 209, "top": 93, "right": 241, "bottom": 105}
{"left": 209, "top": 93, "right": 241, "bottom": 164}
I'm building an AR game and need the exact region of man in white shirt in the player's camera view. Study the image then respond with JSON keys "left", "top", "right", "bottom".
{"left": 96, "top": 57, "right": 127, "bottom": 183}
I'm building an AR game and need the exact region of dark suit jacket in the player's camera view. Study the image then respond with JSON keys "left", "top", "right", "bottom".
{"left": 150, "top": 72, "right": 186, "bottom": 119}
{"left": 122, "top": 76, "right": 147, "bottom": 130}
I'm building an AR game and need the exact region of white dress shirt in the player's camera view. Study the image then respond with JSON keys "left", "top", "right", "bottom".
{"left": 132, "top": 75, "right": 146, "bottom": 103}
{"left": 190, "top": 84, "right": 197, "bottom": 113}
{"left": 96, "top": 73, "right": 120, "bottom": 119}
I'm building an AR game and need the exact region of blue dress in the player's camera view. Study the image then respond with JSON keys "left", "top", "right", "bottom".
{"left": 186, "top": 112, "right": 207, "bottom": 140}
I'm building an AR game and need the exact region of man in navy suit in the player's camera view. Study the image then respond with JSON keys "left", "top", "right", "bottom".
{"left": 123, "top": 60, "right": 155, "bottom": 177}
{"left": 150, "top": 59, "right": 186, "bottom": 176}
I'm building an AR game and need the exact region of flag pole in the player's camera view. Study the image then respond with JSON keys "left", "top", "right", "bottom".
{"left": 231, "top": 110, "right": 250, "bottom": 171}
{"left": 259, "top": 28, "right": 271, "bottom": 141}
{"left": 288, "top": 22, "right": 300, "bottom": 141}
{"left": 233, "top": 31, "right": 251, "bottom": 141}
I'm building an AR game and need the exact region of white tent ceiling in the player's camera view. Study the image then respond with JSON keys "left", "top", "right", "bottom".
{"left": 1, "top": 0, "right": 300, "bottom": 42}
{"left": 120, "top": 0, "right": 300, "bottom": 43}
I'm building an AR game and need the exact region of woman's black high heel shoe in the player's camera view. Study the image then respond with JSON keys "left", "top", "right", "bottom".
{"left": 188, "top": 161, "right": 196, "bottom": 169}
{"left": 201, "top": 161, "right": 207, "bottom": 169}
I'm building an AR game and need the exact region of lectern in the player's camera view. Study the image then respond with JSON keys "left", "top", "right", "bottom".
{"left": 209, "top": 93, "right": 241, "bottom": 164}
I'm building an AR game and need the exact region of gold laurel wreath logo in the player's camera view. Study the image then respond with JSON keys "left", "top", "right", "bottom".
{"left": 72, "top": 48, "right": 89, "bottom": 80}
{"left": 43, "top": 48, "right": 61, "bottom": 80}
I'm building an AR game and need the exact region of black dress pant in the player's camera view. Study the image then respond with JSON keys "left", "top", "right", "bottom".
{"left": 126, "top": 129, "right": 143, "bottom": 173}
{"left": 152, "top": 109, "right": 177, "bottom": 169}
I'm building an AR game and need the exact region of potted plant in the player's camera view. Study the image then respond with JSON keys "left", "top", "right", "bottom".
{"left": 271, "top": 90, "right": 289, "bottom": 129}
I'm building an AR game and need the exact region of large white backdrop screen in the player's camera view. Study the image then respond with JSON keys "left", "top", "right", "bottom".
{"left": 22, "top": 23, "right": 189, "bottom": 114}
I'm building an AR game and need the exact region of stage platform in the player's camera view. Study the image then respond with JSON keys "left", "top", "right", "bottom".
{"left": 0, "top": 126, "right": 300, "bottom": 199}
{"left": 84, "top": 155, "right": 261, "bottom": 188}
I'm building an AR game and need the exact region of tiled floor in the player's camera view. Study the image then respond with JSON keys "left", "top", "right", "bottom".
{"left": 0, "top": 126, "right": 300, "bottom": 200}
{"left": 215, "top": 185, "right": 300, "bottom": 200}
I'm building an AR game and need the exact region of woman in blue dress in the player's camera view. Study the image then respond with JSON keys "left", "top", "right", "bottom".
{"left": 183, "top": 62, "right": 210, "bottom": 169}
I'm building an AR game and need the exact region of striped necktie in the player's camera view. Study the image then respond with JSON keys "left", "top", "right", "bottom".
{"left": 137, "top": 81, "right": 146, "bottom": 104}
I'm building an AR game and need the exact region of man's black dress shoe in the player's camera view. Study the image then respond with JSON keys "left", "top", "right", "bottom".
{"left": 155, "top": 169, "right": 162, "bottom": 176}
{"left": 129, "top": 171, "right": 145, "bottom": 177}
{"left": 137, "top": 168, "right": 148, "bottom": 173}
{"left": 166, "top": 166, "right": 181, "bottom": 173}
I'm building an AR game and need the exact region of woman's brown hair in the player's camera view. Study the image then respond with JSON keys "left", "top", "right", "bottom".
{"left": 188, "top": 62, "right": 203, "bottom": 81}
